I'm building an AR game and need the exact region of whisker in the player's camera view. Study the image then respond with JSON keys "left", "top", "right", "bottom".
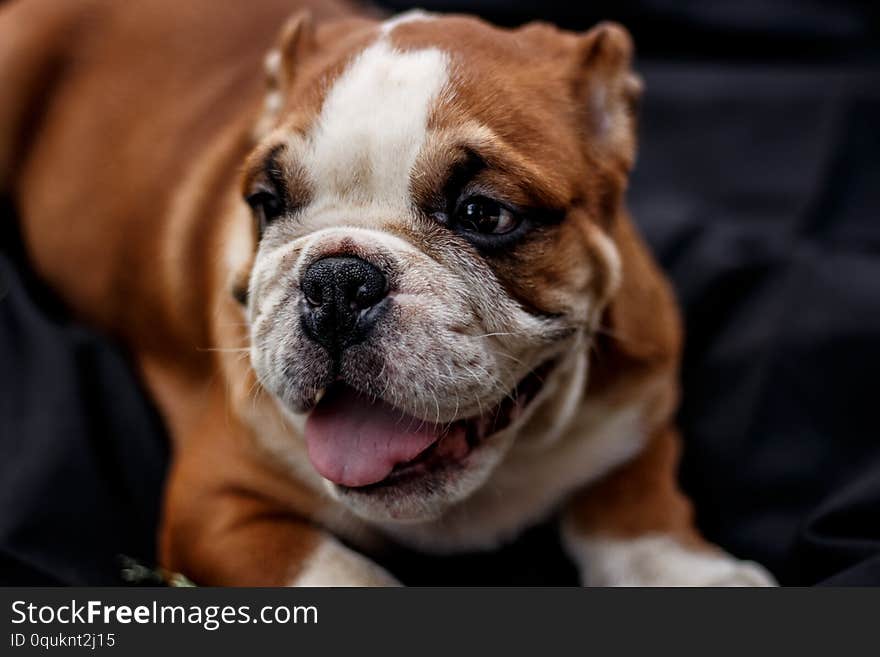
{"left": 492, "top": 351, "right": 527, "bottom": 368}
{"left": 197, "top": 347, "right": 251, "bottom": 353}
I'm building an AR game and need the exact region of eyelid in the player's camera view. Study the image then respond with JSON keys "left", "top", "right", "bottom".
{"left": 245, "top": 188, "right": 277, "bottom": 207}
{"left": 245, "top": 160, "right": 307, "bottom": 215}
{"left": 244, "top": 165, "right": 281, "bottom": 199}
{"left": 455, "top": 189, "right": 524, "bottom": 221}
{"left": 437, "top": 150, "right": 487, "bottom": 211}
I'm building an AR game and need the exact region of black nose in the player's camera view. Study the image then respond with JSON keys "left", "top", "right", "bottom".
{"left": 300, "top": 256, "right": 389, "bottom": 355}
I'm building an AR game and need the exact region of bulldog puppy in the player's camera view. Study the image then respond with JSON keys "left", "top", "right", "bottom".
{"left": 0, "top": 0, "right": 774, "bottom": 586}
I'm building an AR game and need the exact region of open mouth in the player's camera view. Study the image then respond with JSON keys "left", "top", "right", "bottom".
{"left": 303, "top": 360, "right": 554, "bottom": 490}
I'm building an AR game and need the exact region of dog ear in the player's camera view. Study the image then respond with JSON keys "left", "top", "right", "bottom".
{"left": 275, "top": 10, "right": 316, "bottom": 85}
{"left": 575, "top": 22, "right": 643, "bottom": 172}
{"left": 256, "top": 11, "right": 316, "bottom": 137}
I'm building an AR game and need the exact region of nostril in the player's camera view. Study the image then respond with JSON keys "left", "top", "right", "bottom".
{"left": 302, "top": 279, "right": 324, "bottom": 307}
{"left": 351, "top": 284, "right": 369, "bottom": 310}
{"left": 350, "top": 277, "right": 387, "bottom": 310}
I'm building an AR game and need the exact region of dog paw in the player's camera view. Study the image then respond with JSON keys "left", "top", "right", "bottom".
{"left": 570, "top": 534, "right": 777, "bottom": 587}
{"left": 288, "top": 537, "right": 401, "bottom": 587}
{"left": 699, "top": 558, "right": 776, "bottom": 587}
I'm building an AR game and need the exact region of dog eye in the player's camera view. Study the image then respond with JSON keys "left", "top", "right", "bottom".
{"left": 455, "top": 196, "right": 519, "bottom": 235}
{"left": 245, "top": 189, "right": 284, "bottom": 235}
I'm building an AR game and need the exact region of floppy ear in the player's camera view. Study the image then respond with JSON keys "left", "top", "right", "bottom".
{"left": 256, "top": 11, "right": 316, "bottom": 136}
{"left": 575, "top": 22, "right": 643, "bottom": 172}
{"left": 274, "top": 10, "right": 316, "bottom": 86}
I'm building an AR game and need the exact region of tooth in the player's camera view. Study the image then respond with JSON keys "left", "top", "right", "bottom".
{"left": 314, "top": 388, "right": 326, "bottom": 404}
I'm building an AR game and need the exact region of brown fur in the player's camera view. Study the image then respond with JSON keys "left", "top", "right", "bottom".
{"left": 565, "top": 427, "right": 706, "bottom": 550}
{"left": 2, "top": 0, "right": 725, "bottom": 584}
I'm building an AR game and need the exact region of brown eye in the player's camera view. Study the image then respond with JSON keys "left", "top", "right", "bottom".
{"left": 455, "top": 196, "right": 519, "bottom": 235}
{"left": 245, "top": 189, "right": 284, "bottom": 236}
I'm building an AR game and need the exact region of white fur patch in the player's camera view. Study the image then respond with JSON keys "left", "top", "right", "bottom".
{"left": 587, "top": 222, "right": 622, "bottom": 303}
{"left": 563, "top": 533, "right": 777, "bottom": 587}
{"left": 288, "top": 537, "right": 399, "bottom": 587}
{"left": 303, "top": 39, "right": 448, "bottom": 212}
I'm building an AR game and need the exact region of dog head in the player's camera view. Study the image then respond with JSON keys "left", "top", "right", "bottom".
{"left": 233, "top": 11, "right": 642, "bottom": 523}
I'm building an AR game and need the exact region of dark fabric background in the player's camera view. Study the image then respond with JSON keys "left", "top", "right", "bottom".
{"left": 1, "top": 0, "right": 878, "bottom": 585}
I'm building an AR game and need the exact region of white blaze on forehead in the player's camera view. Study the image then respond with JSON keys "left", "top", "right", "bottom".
{"left": 305, "top": 39, "right": 449, "bottom": 212}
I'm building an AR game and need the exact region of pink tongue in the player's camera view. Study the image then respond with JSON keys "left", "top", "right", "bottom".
{"left": 305, "top": 386, "right": 442, "bottom": 487}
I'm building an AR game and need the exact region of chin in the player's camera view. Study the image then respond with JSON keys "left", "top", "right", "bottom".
{"left": 329, "top": 450, "right": 504, "bottom": 524}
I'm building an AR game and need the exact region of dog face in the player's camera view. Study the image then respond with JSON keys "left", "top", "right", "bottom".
{"left": 238, "top": 12, "right": 641, "bottom": 522}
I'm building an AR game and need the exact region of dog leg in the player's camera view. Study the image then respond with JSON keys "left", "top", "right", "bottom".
{"left": 561, "top": 427, "right": 775, "bottom": 586}
{"left": 145, "top": 356, "right": 398, "bottom": 587}
{"left": 289, "top": 536, "right": 401, "bottom": 587}
{"left": 160, "top": 458, "right": 399, "bottom": 587}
